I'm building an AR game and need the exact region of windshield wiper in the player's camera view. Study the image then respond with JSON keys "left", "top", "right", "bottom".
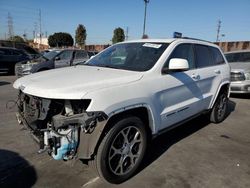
{"left": 97, "top": 64, "right": 120, "bottom": 69}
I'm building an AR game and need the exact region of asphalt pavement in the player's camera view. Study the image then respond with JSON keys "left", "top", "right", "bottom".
{"left": 0, "top": 75, "right": 250, "bottom": 188}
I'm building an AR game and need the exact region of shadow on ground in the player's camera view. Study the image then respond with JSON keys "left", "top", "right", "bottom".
{"left": 0, "top": 81, "right": 10, "bottom": 86}
{"left": 138, "top": 99, "right": 236, "bottom": 177}
{"left": 0, "top": 149, "right": 37, "bottom": 188}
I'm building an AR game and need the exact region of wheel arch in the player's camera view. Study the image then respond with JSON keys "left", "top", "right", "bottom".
{"left": 93, "top": 105, "right": 154, "bottom": 157}
{"left": 209, "top": 81, "right": 230, "bottom": 109}
{"left": 77, "top": 105, "right": 155, "bottom": 160}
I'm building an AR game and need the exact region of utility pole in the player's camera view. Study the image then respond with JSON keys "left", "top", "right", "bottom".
{"left": 39, "top": 9, "right": 42, "bottom": 48}
{"left": 23, "top": 29, "right": 27, "bottom": 41}
{"left": 125, "top": 27, "right": 129, "bottom": 41}
{"left": 34, "top": 22, "right": 38, "bottom": 39}
{"left": 7, "top": 12, "right": 14, "bottom": 39}
{"left": 142, "top": 0, "right": 149, "bottom": 37}
{"left": 216, "top": 19, "right": 221, "bottom": 42}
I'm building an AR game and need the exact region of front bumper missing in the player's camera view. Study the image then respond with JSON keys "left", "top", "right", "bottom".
{"left": 16, "top": 108, "right": 108, "bottom": 159}
{"left": 16, "top": 112, "right": 45, "bottom": 149}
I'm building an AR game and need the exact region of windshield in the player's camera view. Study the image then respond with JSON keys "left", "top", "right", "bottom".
{"left": 86, "top": 42, "right": 169, "bottom": 71}
{"left": 44, "top": 50, "right": 61, "bottom": 60}
{"left": 225, "top": 52, "right": 250, "bottom": 63}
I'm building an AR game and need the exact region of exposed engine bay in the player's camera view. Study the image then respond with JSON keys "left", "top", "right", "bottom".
{"left": 16, "top": 91, "right": 107, "bottom": 160}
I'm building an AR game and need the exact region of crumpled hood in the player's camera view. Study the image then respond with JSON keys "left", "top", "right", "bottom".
{"left": 13, "top": 66, "right": 143, "bottom": 99}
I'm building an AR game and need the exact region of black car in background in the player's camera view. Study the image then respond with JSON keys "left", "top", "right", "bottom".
{"left": 0, "top": 40, "right": 40, "bottom": 59}
{"left": 0, "top": 47, "right": 31, "bottom": 74}
{"left": 15, "top": 49, "right": 89, "bottom": 76}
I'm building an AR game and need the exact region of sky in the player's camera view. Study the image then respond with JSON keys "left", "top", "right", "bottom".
{"left": 0, "top": 0, "right": 249, "bottom": 44}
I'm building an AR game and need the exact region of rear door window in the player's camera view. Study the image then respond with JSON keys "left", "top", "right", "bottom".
{"left": 194, "top": 45, "right": 213, "bottom": 68}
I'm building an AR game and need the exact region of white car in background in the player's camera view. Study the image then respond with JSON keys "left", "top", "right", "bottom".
{"left": 13, "top": 38, "right": 230, "bottom": 183}
{"left": 225, "top": 50, "right": 250, "bottom": 94}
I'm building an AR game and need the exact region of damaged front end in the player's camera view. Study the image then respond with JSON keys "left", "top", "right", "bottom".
{"left": 16, "top": 91, "right": 108, "bottom": 160}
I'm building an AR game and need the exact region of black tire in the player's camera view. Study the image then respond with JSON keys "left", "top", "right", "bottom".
{"left": 91, "top": 116, "right": 147, "bottom": 184}
{"left": 210, "top": 91, "right": 228, "bottom": 123}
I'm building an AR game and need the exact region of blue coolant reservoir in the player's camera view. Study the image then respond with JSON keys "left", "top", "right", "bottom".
{"left": 51, "top": 128, "right": 78, "bottom": 160}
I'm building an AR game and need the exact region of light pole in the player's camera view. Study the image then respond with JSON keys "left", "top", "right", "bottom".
{"left": 142, "top": 0, "right": 149, "bottom": 37}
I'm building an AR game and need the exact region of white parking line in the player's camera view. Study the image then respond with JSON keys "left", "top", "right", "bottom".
{"left": 82, "top": 177, "right": 100, "bottom": 187}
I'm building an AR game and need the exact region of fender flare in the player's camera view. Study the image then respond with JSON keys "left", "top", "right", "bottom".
{"left": 77, "top": 103, "right": 156, "bottom": 159}
{"left": 209, "top": 81, "right": 230, "bottom": 109}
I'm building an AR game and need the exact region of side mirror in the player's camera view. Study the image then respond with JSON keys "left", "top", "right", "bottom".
{"left": 55, "top": 56, "right": 60, "bottom": 61}
{"left": 162, "top": 58, "right": 189, "bottom": 74}
{"left": 169, "top": 58, "right": 189, "bottom": 70}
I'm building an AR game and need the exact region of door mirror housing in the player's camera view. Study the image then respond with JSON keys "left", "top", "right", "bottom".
{"left": 169, "top": 58, "right": 189, "bottom": 70}
{"left": 162, "top": 58, "right": 189, "bottom": 74}
{"left": 55, "top": 56, "right": 60, "bottom": 61}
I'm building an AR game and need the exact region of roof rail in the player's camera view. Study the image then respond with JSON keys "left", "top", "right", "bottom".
{"left": 180, "top": 37, "right": 212, "bottom": 43}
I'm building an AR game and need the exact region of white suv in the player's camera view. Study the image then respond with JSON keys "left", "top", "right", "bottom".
{"left": 14, "top": 38, "right": 230, "bottom": 183}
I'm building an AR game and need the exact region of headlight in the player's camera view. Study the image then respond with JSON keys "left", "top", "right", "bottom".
{"left": 245, "top": 72, "right": 250, "bottom": 80}
{"left": 21, "top": 62, "right": 38, "bottom": 70}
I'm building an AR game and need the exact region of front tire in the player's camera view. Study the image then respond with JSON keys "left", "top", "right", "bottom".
{"left": 92, "top": 116, "right": 147, "bottom": 184}
{"left": 210, "top": 91, "right": 228, "bottom": 123}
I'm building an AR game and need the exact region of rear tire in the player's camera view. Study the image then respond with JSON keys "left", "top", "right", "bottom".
{"left": 210, "top": 91, "right": 228, "bottom": 123}
{"left": 91, "top": 116, "right": 147, "bottom": 184}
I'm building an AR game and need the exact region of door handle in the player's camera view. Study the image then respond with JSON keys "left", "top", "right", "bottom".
{"left": 214, "top": 69, "right": 221, "bottom": 74}
{"left": 191, "top": 73, "right": 200, "bottom": 80}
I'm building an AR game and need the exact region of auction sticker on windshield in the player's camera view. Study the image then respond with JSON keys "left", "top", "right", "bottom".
{"left": 143, "top": 43, "right": 162, "bottom": 49}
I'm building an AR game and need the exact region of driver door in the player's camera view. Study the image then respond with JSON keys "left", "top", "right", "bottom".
{"left": 157, "top": 43, "right": 204, "bottom": 130}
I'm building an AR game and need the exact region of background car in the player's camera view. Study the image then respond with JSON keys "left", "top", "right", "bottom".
{"left": 0, "top": 47, "right": 31, "bottom": 74}
{"left": 15, "top": 49, "right": 89, "bottom": 76}
{"left": 225, "top": 50, "right": 250, "bottom": 94}
{"left": 0, "top": 40, "right": 40, "bottom": 59}
{"left": 87, "top": 51, "right": 98, "bottom": 58}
